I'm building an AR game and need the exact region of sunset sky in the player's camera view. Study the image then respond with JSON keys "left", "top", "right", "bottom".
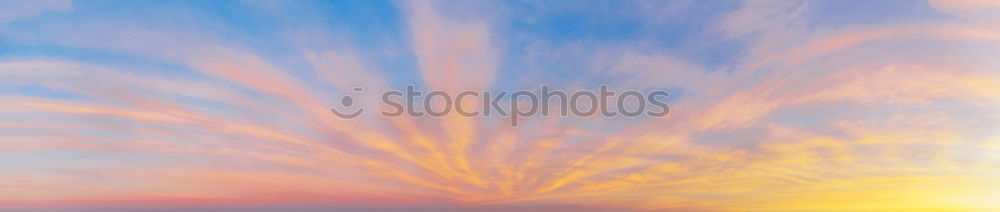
{"left": 1, "top": 0, "right": 999, "bottom": 211}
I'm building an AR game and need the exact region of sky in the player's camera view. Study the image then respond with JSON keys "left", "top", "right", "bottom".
{"left": 1, "top": 0, "right": 999, "bottom": 211}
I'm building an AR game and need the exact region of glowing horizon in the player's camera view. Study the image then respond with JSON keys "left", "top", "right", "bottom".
{"left": 1, "top": 0, "right": 999, "bottom": 211}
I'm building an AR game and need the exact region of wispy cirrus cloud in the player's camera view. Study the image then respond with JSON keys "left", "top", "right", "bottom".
{"left": 1, "top": 0, "right": 998, "bottom": 211}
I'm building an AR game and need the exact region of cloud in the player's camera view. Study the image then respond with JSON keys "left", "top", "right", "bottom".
{"left": 405, "top": 0, "right": 498, "bottom": 92}
{"left": 1, "top": 0, "right": 998, "bottom": 211}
